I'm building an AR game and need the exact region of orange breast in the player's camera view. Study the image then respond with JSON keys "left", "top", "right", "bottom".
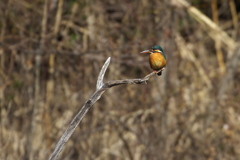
{"left": 149, "top": 53, "right": 166, "bottom": 70}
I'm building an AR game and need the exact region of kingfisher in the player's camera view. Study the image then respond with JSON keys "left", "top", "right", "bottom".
{"left": 140, "top": 45, "right": 166, "bottom": 76}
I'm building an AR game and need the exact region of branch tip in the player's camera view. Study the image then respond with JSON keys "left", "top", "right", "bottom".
{"left": 96, "top": 57, "right": 111, "bottom": 90}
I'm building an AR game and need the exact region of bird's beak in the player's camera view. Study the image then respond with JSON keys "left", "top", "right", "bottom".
{"left": 140, "top": 49, "right": 151, "bottom": 54}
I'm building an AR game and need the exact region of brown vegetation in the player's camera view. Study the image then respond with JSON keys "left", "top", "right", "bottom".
{"left": 0, "top": 0, "right": 240, "bottom": 160}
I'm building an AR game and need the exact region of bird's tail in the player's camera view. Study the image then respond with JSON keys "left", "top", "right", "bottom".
{"left": 157, "top": 71, "right": 162, "bottom": 76}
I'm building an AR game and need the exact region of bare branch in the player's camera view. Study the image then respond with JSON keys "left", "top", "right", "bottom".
{"left": 49, "top": 58, "right": 163, "bottom": 160}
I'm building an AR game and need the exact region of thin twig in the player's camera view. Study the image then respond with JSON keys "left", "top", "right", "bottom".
{"left": 53, "top": 0, "right": 63, "bottom": 34}
{"left": 229, "top": 0, "right": 239, "bottom": 40}
{"left": 28, "top": 0, "right": 49, "bottom": 159}
{"left": 217, "top": 45, "right": 240, "bottom": 101}
{"left": 49, "top": 57, "right": 162, "bottom": 160}
{"left": 211, "top": 0, "right": 225, "bottom": 74}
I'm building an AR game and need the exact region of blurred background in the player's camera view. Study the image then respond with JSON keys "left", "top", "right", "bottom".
{"left": 0, "top": 0, "right": 240, "bottom": 159}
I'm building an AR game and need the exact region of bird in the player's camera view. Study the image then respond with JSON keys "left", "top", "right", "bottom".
{"left": 140, "top": 45, "right": 166, "bottom": 76}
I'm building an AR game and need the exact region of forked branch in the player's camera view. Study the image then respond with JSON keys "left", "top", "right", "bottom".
{"left": 49, "top": 57, "right": 163, "bottom": 160}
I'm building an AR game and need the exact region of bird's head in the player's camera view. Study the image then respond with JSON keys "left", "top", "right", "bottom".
{"left": 140, "top": 45, "right": 166, "bottom": 60}
{"left": 151, "top": 45, "right": 164, "bottom": 53}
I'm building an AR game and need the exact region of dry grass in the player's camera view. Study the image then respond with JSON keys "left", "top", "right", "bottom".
{"left": 0, "top": 0, "right": 240, "bottom": 160}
